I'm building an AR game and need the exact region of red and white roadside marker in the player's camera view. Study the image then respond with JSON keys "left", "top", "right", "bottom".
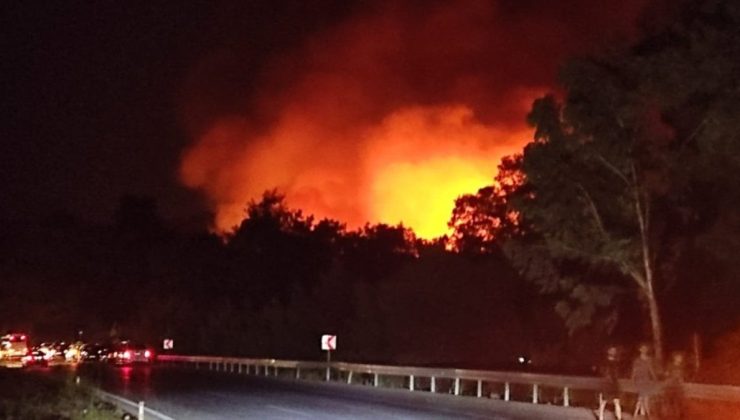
{"left": 321, "top": 334, "right": 337, "bottom": 381}
{"left": 321, "top": 335, "right": 336, "bottom": 351}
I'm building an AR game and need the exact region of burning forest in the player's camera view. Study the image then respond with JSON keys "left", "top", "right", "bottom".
{"left": 179, "top": 0, "right": 651, "bottom": 238}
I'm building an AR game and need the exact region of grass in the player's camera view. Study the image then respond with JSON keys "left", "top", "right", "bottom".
{"left": 0, "top": 367, "right": 119, "bottom": 420}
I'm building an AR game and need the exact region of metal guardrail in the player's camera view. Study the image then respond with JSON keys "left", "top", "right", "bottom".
{"left": 157, "top": 354, "right": 740, "bottom": 408}
{"left": 96, "top": 389, "right": 175, "bottom": 420}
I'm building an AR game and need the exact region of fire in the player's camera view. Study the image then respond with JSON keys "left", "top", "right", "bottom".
{"left": 363, "top": 105, "right": 527, "bottom": 238}
{"left": 370, "top": 158, "right": 499, "bottom": 239}
{"left": 181, "top": 104, "right": 529, "bottom": 238}
{"left": 178, "top": 0, "right": 647, "bottom": 238}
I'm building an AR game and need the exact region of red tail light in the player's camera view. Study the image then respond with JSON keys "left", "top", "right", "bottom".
{"left": 123, "top": 351, "right": 131, "bottom": 359}
{"left": 144, "top": 350, "right": 151, "bottom": 358}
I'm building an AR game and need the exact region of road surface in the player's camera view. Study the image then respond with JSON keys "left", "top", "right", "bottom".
{"left": 76, "top": 365, "right": 600, "bottom": 419}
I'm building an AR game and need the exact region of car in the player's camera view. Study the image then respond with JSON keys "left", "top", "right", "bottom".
{"left": 36, "top": 341, "right": 72, "bottom": 364}
{"left": 108, "top": 342, "right": 154, "bottom": 365}
{"left": 81, "top": 344, "right": 110, "bottom": 362}
{"left": 22, "top": 350, "right": 49, "bottom": 367}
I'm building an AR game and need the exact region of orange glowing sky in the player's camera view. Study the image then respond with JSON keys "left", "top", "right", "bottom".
{"left": 179, "top": 0, "right": 649, "bottom": 238}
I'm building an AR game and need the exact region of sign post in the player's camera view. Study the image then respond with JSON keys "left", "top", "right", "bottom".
{"left": 321, "top": 334, "right": 336, "bottom": 381}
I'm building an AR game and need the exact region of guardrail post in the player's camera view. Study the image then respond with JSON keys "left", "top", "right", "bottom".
{"left": 477, "top": 379, "right": 482, "bottom": 397}
{"left": 504, "top": 382, "right": 510, "bottom": 401}
{"left": 431, "top": 376, "right": 436, "bottom": 393}
{"left": 195, "top": 362, "right": 199, "bottom": 370}
{"left": 138, "top": 401, "right": 144, "bottom": 420}
{"left": 532, "top": 384, "right": 539, "bottom": 404}
{"left": 296, "top": 367, "right": 301, "bottom": 379}
{"left": 325, "top": 365, "right": 331, "bottom": 381}
{"left": 373, "top": 373, "right": 379, "bottom": 387}
{"left": 209, "top": 361, "right": 213, "bottom": 371}
{"left": 454, "top": 377, "right": 460, "bottom": 396}
{"left": 274, "top": 366, "right": 278, "bottom": 376}
{"left": 409, "top": 375, "right": 414, "bottom": 391}
{"left": 563, "top": 386, "right": 570, "bottom": 407}
{"left": 238, "top": 364, "right": 242, "bottom": 374}
{"left": 347, "top": 371, "right": 353, "bottom": 384}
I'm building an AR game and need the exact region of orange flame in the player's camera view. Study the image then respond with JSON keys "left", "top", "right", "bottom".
{"left": 179, "top": 0, "right": 647, "bottom": 238}
{"left": 363, "top": 105, "right": 528, "bottom": 238}
{"left": 181, "top": 104, "right": 530, "bottom": 238}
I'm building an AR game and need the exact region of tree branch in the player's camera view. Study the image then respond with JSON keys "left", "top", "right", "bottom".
{"left": 576, "top": 183, "right": 609, "bottom": 238}
{"left": 547, "top": 237, "right": 648, "bottom": 290}
{"left": 595, "top": 152, "right": 631, "bottom": 186}
{"left": 624, "top": 264, "right": 648, "bottom": 291}
{"left": 631, "top": 162, "right": 653, "bottom": 290}
{"left": 680, "top": 116, "right": 708, "bottom": 151}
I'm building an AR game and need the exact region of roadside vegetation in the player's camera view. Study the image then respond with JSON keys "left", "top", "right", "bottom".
{"left": 0, "top": 368, "right": 118, "bottom": 420}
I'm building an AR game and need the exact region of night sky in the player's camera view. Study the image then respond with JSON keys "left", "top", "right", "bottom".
{"left": 2, "top": 0, "right": 662, "bottom": 233}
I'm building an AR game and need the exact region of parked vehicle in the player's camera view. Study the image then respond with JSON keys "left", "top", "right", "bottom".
{"left": 22, "top": 350, "right": 49, "bottom": 367}
{"left": 0, "top": 333, "right": 30, "bottom": 368}
{"left": 81, "top": 343, "right": 110, "bottom": 362}
{"left": 108, "top": 342, "right": 154, "bottom": 365}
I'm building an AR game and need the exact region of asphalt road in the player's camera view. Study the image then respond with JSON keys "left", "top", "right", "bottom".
{"left": 75, "top": 365, "right": 599, "bottom": 420}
